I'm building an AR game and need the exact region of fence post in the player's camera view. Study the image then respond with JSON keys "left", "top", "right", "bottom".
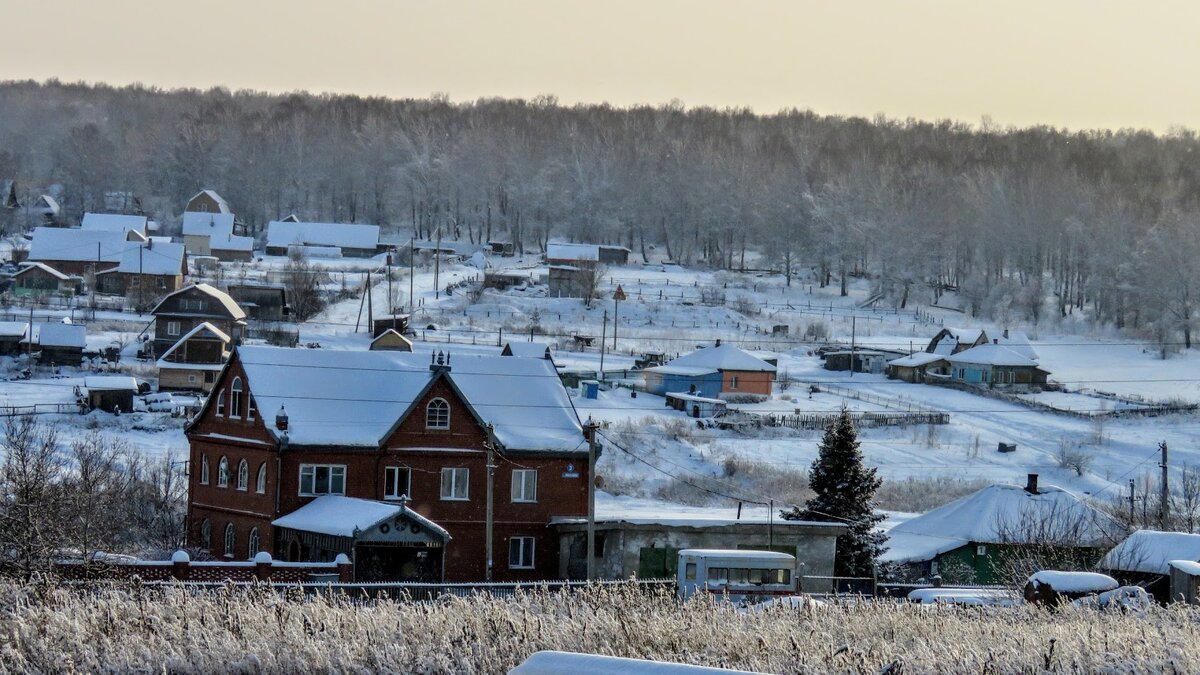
{"left": 171, "top": 550, "right": 191, "bottom": 580}
{"left": 336, "top": 553, "right": 353, "bottom": 582}
{"left": 254, "top": 552, "right": 273, "bottom": 581}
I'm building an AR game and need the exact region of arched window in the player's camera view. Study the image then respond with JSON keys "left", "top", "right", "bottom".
{"left": 216, "top": 390, "right": 226, "bottom": 417}
{"left": 200, "top": 455, "right": 210, "bottom": 484}
{"left": 236, "top": 459, "right": 249, "bottom": 491}
{"left": 256, "top": 463, "right": 267, "bottom": 494}
{"left": 199, "top": 518, "right": 211, "bottom": 549}
{"left": 230, "top": 378, "right": 244, "bottom": 418}
{"left": 248, "top": 528, "right": 260, "bottom": 558}
{"left": 426, "top": 398, "right": 450, "bottom": 430}
{"left": 217, "top": 456, "right": 229, "bottom": 487}
{"left": 224, "top": 522, "right": 236, "bottom": 557}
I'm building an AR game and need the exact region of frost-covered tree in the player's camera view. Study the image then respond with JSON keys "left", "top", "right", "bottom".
{"left": 781, "top": 409, "right": 885, "bottom": 578}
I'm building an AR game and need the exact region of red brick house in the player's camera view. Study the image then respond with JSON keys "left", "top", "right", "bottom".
{"left": 186, "top": 346, "right": 590, "bottom": 582}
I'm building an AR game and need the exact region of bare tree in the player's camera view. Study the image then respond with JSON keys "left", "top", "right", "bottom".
{"left": 0, "top": 416, "right": 66, "bottom": 578}
{"left": 64, "top": 431, "right": 134, "bottom": 559}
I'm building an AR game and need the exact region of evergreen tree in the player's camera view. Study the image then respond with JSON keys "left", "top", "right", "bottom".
{"left": 782, "top": 408, "right": 886, "bottom": 577}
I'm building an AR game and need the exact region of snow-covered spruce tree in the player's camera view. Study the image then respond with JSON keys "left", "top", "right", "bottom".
{"left": 781, "top": 408, "right": 885, "bottom": 578}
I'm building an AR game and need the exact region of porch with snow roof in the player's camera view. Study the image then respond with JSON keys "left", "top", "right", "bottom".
{"left": 273, "top": 495, "right": 451, "bottom": 583}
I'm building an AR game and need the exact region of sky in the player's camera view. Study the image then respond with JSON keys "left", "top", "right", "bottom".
{"left": 0, "top": 0, "right": 1196, "bottom": 132}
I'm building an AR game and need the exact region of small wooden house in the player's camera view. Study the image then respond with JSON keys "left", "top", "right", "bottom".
{"left": 94, "top": 240, "right": 187, "bottom": 298}
{"left": 1170, "top": 560, "right": 1200, "bottom": 604}
{"left": 927, "top": 327, "right": 989, "bottom": 356}
{"left": 823, "top": 349, "right": 906, "bottom": 374}
{"left": 945, "top": 342, "right": 1049, "bottom": 388}
{"left": 643, "top": 343, "right": 776, "bottom": 399}
{"left": 887, "top": 352, "right": 950, "bottom": 383}
{"left": 22, "top": 322, "right": 87, "bottom": 366}
{"left": 84, "top": 375, "right": 139, "bottom": 412}
{"left": 1101, "top": 530, "right": 1200, "bottom": 602}
{"left": 665, "top": 391, "right": 727, "bottom": 418}
{"left": 0, "top": 322, "right": 28, "bottom": 355}
{"left": 371, "top": 314, "right": 410, "bottom": 339}
{"left": 156, "top": 322, "right": 231, "bottom": 392}
{"left": 226, "top": 282, "right": 288, "bottom": 322}
{"left": 150, "top": 284, "right": 247, "bottom": 358}
{"left": 184, "top": 189, "right": 231, "bottom": 215}
{"left": 12, "top": 263, "right": 82, "bottom": 298}
{"left": 369, "top": 329, "right": 413, "bottom": 352}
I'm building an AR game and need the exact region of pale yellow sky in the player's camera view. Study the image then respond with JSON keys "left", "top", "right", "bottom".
{"left": 0, "top": 0, "right": 1196, "bottom": 132}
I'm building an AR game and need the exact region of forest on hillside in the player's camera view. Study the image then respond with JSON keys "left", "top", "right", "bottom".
{"left": 2, "top": 80, "right": 1200, "bottom": 344}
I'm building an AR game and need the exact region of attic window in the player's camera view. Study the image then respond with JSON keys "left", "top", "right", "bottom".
{"left": 426, "top": 398, "right": 450, "bottom": 430}
{"left": 230, "top": 378, "right": 244, "bottom": 419}
{"left": 247, "top": 396, "right": 257, "bottom": 421}
{"left": 216, "top": 390, "right": 226, "bottom": 417}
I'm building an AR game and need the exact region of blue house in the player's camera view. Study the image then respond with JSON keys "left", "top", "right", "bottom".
{"left": 642, "top": 343, "right": 776, "bottom": 399}
{"left": 945, "top": 342, "right": 1049, "bottom": 388}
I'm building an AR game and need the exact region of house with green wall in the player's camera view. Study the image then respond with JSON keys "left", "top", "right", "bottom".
{"left": 880, "top": 474, "right": 1123, "bottom": 585}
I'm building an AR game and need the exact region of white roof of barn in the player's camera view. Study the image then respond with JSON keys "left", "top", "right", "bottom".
{"left": 28, "top": 322, "right": 86, "bottom": 349}
{"left": 188, "top": 189, "right": 231, "bottom": 214}
{"left": 80, "top": 213, "right": 147, "bottom": 234}
{"left": 15, "top": 262, "right": 71, "bottom": 281}
{"left": 881, "top": 483, "right": 1121, "bottom": 563}
{"left": 0, "top": 322, "right": 28, "bottom": 338}
{"left": 650, "top": 344, "right": 776, "bottom": 377}
{"left": 888, "top": 352, "right": 947, "bottom": 368}
{"left": 945, "top": 343, "right": 1040, "bottom": 368}
{"left": 232, "top": 345, "right": 584, "bottom": 452}
{"left": 272, "top": 495, "right": 449, "bottom": 539}
{"left": 546, "top": 242, "right": 599, "bottom": 262}
{"left": 1100, "top": 530, "right": 1200, "bottom": 575}
{"left": 151, "top": 283, "right": 247, "bottom": 320}
{"left": 209, "top": 233, "right": 254, "bottom": 252}
{"left": 84, "top": 376, "right": 138, "bottom": 391}
{"left": 182, "top": 211, "right": 236, "bottom": 237}
{"left": 28, "top": 227, "right": 130, "bottom": 263}
{"left": 266, "top": 221, "right": 380, "bottom": 250}
{"left": 503, "top": 341, "right": 552, "bottom": 359}
{"left": 111, "top": 241, "right": 185, "bottom": 275}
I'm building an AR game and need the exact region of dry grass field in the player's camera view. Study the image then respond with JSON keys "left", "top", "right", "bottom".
{"left": 2, "top": 581, "right": 1199, "bottom": 674}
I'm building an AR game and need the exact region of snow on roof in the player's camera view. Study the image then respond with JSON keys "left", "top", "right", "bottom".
{"left": 113, "top": 241, "right": 185, "bottom": 275}
{"left": 888, "top": 352, "right": 947, "bottom": 368}
{"left": 411, "top": 240, "right": 483, "bottom": 256}
{"left": 80, "top": 213, "right": 147, "bottom": 234}
{"left": 28, "top": 227, "right": 131, "bottom": 263}
{"left": 510, "top": 650, "right": 762, "bottom": 675}
{"left": 272, "top": 495, "right": 449, "bottom": 539}
{"left": 84, "top": 376, "right": 139, "bottom": 391}
{"left": 552, "top": 493, "right": 844, "bottom": 530}
{"left": 1169, "top": 559, "right": 1200, "bottom": 576}
{"left": 36, "top": 195, "right": 60, "bottom": 215}
{"left": 679, "top": 549, "right": 796, "bottom": 561}
{"left": 945, "top": 343, "right": 1039, "bottom": 367}
{"left": 181, "top": 211, "right": 235, "bottom": 237}
{"left": 28, "top": 322, "right": 86, "bottom": 349}
{"left": 15, "top": 262, "right": 71, "bottom": 281}
{"left": 656, "top": 344, "right": 776, "bottom": 374}
{"left": 236, "top": 346, "right": 584, "bottom": 452}
{"left": 881, "top": 483, "right": 1121, "bottom": 563}
{"left": 545, "top": 242, "right": 599, "bottom": 262}
{"left": 1028, "top": 570, "right": 1118, "bottom": 593}
{"left": 266, "top": 220, "right": 380, "bottom": 250}
{"left": 0, "top": 322, "right": 28, "bottom": 338}
{"left": 929, "top": 327, "right": 986, "bottom": 355}
{"left": 665, "top": 392, "right": 725, "bottom": 404}
{"left": 188, "top": 189, "right": 231, "bottom": 214}
{"left": 997, "top": 331, "right": 1039, "bottom": 361}
{"left": 646, "top": 365, "right": 721, "bottom": 377}
{"left": 152, "top": 283, "right": 247, "bottom": 320}
{"left": 210, "top": 233, "right": 254, "bottom": 252}
{"left": 1100, "top": 530, "right": 1200, "bottom": 575}
{"left": 503, "top": 341, "right": 552, "bottom": 358}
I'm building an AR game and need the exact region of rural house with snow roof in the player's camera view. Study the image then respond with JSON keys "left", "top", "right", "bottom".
{"left": 881, "top": 474, "right": 1122, "bottom": 584}
{"left": 264, "top": 220, "right": 381, "bottom": 258}
{"left": 185, "top": 346, "right": 590, "bottom": 583}
{"left": 150, "top": 283, "right": 246, "bottom": 358}
{"left": 27, "top": 226, "right": 147, "bottom": 276}
{"left": 12, "top": 262, "right": 83, "bottom": 298}
{"left": 642, "top": 342, "right": 776, "bottom": 399}
{"left": 887, "top": 327, "right": 1047, "bottom": 387}
{"left": 1100, "top": 530, "right": 1200, "bottom": 602}
{"left": 94, "top": 240, "right": 188, "bottom": 300}
{"left": 182, "top": 190, "right": 252, "bottom": 261}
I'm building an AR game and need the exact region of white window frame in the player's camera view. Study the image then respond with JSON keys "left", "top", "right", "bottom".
{"left": 730, "top": 375, "right": 739, "bottom": 389}
{"left": 200, "top": 454, "right": 210, "bottom": 485}
{"left": 236, "top": 459, "right": 249, "bottom": 491}
{"left": 167, "top": 320, "right": 181, "bottom": 336}
{"left": 224, "top": 522, "right": 235, "bottom": 557}
{"left": 426, "top": 398, "right": 450, "bottom": 430}
{"left": 217, "top": 456, "right": 229, "bottom": 488}
{"left": 188, "top": 374, "right": 197, "bottom": 384}
{"left": 299, "top": 464, "right": 346, "bottom": 496}
{"left": 256, "top": 463, "right": 267, "bottom": 494}
{"left": 385, "top": 466, "right": 412, "bottom": 500}
{"left": 511, "top": 469, "right": 538, "bottom": 503}
{"left": 230, "top": 377, "right": 243, "bottom": 419}
{"left": 509, "top": 536, "right": 535, "bottom": 569}
{"left": 247, "top": 396, "right": 257, "bottom": 421}
{"left": 440, "top": 467, "right": 469, "bottom": 501}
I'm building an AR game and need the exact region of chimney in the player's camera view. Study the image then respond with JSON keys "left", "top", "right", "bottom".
{"left": 715, "top": 339, "right": 722, "bottom": 347}
{"left": 1025, "top": 473, "right": 1039, "bottom": 495}
{"left": 993, "top": 338, "right": 998, "bottom": 344}
{"left": 1003, "top": 328, "right": 1009, "bottom": 339}
{"left": 275, "top": 405, "right": 289, "bottom": 431}
{"left": 430, "top": 350, "right": 451, "bottom": 372}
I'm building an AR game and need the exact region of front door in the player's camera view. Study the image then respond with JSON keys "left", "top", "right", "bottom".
{"left": 355, "top": 545, "right": 443, "bottom": 582}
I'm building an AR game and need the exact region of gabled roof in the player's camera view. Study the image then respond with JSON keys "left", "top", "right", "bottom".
{"left": 929, "top": 327, "right": 987, "bottom": 355}
{"left": 35, "top": 195, "right": 60, "bottom": 215}
{"left": 0, "top": 322, "right": 28, "bottom": 338}
{"left": 15, "top": 262, "right": 71, "bottom": 281}
{"left": 25, "top": 322, "right": 86, "bottom": 349}
{"left": 28, "top": 227, "right": 131, "bottom": 263}
{"left": 502, "top": 341, "right": 552, "bottom": 359}
{"left": 110, "top": 241, "right": 186, "bottom": 276}
{"left": 151, "top": 283, "right": 247, "bottom": 320}
{"left": 546, "top": 242, "right": 599, "bottom": 262}
{"left": 187, "top": 189, "right": 230, "bottom": 214}
{"left": 880, "top": 483, "right": 1121, "bottom": 563}
{"left": 649, "top": 344, "right": 776, "bottom": 376}
{"left": 888, "top": 352, "right": 947, "bottom": 368}
{"left": 272, "top": 495, "right": 450, "bottom": 540}
{"left": 266, "top": 220, "right": 380, "bottom": 250}
{"left": 370, "top": 329, "right": 413, "bottom": 351}
{"left": 80, "top": 213, "right": 147, "bottom": 234}
{"left": 210, "top": 233, "right": 254, "bottom": 252}
{"left": 1100, "top": 530, "right": 1200, "bottom": 575}
{"left": 945, "top": 343, "right": 1039, "bottom": 367}
{"left": 182, "top": 211, "right": 235, "bottom": 237}
{"left": 226, "top": 346, "right": 584, "bottom": 453}
{"left": 997, "top": 331, "right": 1039, "bottom": 361}
{"left": 157, "top": 322, "right": 231, "bottom": 363}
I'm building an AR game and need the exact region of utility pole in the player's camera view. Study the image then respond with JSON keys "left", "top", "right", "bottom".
{"left": 586, "top": 418, "right": 599, "bottom": 581}
{"left": 1161, "top": 441, "right": 1170, "bottom": 529}
{"left": 485, "top": 423, "right": 496, "bottom": 582}
{"left": 612, "top": 285, "right": 626, "bottom": 350}
{"left": 408, "top": 237, "right": 415, "bottom": 313}
{"left": 434, "top": 227, "right": 441, "bottom": 299}
{"left": 26, "top": 303, "right": 33, "bottom": 361}
{"left": 768, "top": 499, "right": 774, "bottom": 549}
{"left": 849, "top": 315, "right": 856, "bottom": 378}
{"left": 1128, "top": 479, "right": 1137, "bottom": 527}
{"left": 386, "top": 252, "right": 393, "bottom": 314}
{"left": 599, "top": 310, "right": 608, "bottom": 381}
{"left": 366, "top": 270, "right": 373, "bottom": 332}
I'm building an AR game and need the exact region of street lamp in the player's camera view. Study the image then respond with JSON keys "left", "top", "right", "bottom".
{"left": 612, "top": 284, "right": 626, "bottom": 350}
